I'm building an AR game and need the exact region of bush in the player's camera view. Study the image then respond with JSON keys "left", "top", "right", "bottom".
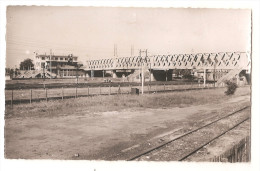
{"left": 225, "top": 80, "right": 238, "bottom": 95}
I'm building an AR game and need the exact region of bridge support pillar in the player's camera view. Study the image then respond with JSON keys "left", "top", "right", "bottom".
{"left": 85, "top": 71, "right": 90, "bottom": 78}
{"left": 150, "top": 70, "right": 155, "bottom": 82}
{"left": 112, "top": 70, "right": 118, "bottom": 79}
{"left": 91, "top": 70, "right": 94, "bottom": 78}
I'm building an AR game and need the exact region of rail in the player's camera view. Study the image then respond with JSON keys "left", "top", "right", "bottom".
{"left": 126, "top": 106, "right": 250, "bottom": 161}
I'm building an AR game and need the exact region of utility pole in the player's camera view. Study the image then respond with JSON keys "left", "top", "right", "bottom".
{"left": 131, "top": 45, "right": 134, "bottom": 57}
{"left": 114, "top": 44, "right": 117, "bottom": 57}
{"left": 50, "top": 49, "right": 52, "bottom": 79}
{"left": 43, "top": 63, "right": 45, "bottom": 81}
{"left": 142, "top": 55, "right": 144, "bottom": 95}
{"left": 114, "top": 44, "right": 115, "bottom": 57}
{"left": 149, "top": 62, "right": 151, "bottom": 84}
{"left": 213, "top": 53, "right": 218, "bottom": 88}
{"left": 204, "top": 68, "right": 206, "bottom": 87}
{"left": 139, "top": 49, "right": 148, "bottom": 95}
{"left": 200, "top": 54, "right": 206, "bottom": 88}
{"left": 213, "top": 62, "right": 216, "bottom": 87}
{"left": 76, "top": 64, "right": 79, "bottom": 85}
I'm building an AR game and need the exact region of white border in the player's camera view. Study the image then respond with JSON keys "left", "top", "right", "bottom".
{"left": 0, "top": 1, "right": 259, "bottom": 171}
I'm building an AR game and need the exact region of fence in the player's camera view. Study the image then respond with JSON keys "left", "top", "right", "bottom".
{"left": 5, "top": 83, "right": 222, "bottom": 105}
{"left": 210, "top": 136, "right": 250, "bottom": 162}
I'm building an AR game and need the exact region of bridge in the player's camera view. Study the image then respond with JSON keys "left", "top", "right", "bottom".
{"left": 84, "top": 51, "right": 251, "bottom": 83}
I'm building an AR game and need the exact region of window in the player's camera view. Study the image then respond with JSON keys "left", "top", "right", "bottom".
{"left": 55, "top": 58, "right": 58, "bottom": 60}
{"left": 41, "top": 57, "right": 45, "bottom": 60}
{"left": 65, "top": 58, "right": 68, "bottom": 60}
{"left": 60, "top": 58, "right": 63, "bottom": 60}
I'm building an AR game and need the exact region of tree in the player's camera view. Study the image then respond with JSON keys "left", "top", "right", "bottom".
{"left": 20, "top": 58, "right": 34, "bottom": 70}
{"left": 5, "top": 68, "right": 13, "bottom": 77}
{"left": 225, "top": 80, "right": 238, "bottom": 95}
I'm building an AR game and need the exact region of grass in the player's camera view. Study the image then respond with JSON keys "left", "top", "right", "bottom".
{"left": 6, "top": 78, "right": 198, "bottom": 90}
{"left": 5, "top": 86, "right": 251, "bottom": 119}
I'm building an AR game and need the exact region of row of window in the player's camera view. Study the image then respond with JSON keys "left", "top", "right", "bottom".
{"left": 38, "top": 57, "right": 77, "bottom": 61}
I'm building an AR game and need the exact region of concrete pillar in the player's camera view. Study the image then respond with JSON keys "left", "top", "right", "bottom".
{"left": 91, "top": 70, "right": 94, "bottom": 77}
{"left": 165, "top": 70, "right": 168, "bottom": 82}
{"left": 150, "top": 70, "right": 155, "bottom": 81}
{"left": 112, "top": 70, "right": 117, "bottom": 78}
{"left": 86, "top": 72, "right": 90, "bottom": 78}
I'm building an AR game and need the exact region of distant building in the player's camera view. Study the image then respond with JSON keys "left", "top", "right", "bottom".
{"left": 34, "top": 54, "right": 85, "bottom": 78}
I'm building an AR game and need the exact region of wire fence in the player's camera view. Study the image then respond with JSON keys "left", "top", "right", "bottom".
{"left": 5, "top": 82, "right": 224, "bottom": 106}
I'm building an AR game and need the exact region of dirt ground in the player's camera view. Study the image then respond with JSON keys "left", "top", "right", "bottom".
{"left": 4, "top": 88, "right": 251, "bottom": 160}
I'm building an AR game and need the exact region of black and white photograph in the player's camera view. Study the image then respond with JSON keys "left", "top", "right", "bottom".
{"left": 1, "top": 1, "right": 260, "bottom": 171}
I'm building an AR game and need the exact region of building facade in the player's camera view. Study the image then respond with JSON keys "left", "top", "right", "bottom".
{"left": 34, "top": 54, "right": 85, "bottom": 78}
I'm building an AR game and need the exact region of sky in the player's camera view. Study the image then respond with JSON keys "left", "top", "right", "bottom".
{"left": 6, "top": 6, "right": 251, "bottom": 68}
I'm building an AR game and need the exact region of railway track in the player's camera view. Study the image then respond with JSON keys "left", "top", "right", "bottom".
{"left": 109, "top": 106, "right": 250, "bottom": 161}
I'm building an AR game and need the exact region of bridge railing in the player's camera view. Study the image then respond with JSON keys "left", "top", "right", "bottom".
{"left": 85, "top": 52, "right": 250, "bottom": 71}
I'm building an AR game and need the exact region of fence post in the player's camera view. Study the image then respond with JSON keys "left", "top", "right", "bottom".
{"left": 11, "top": 89, "right": 13, "bottom": 107}
{"left": 45, "top": 88, "right": 48, "bottom": 102}
{"left": 118, "top": 85, "right": 121, "bottom": 94}
{"left": 75, "top": 87, "right": 77, "bottom": 98}
{"left": 30, "top": 89, "right": 32, "bottom": 104}
{"left": 62, "top": 87, "right": 64, "bottom": 100}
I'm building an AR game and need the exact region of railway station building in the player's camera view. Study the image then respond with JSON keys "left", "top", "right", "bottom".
{"left": 34, "top": 54, "right": 86, "bottom": 78}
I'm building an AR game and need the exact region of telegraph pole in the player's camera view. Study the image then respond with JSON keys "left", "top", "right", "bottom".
{"left": 200, "top": 54, "right": 206, "bottom": 88}
{"left": 114, "top": 44, "right": 116, "bottom": 57}
{"left": 142, "top": 53, "right": 144, "bottom": 95}
{"left": 131, "top": 45, "right": 134, "bottom": 57}
{"left": 139, "top": 49, "right": 148, "bottom": 95}
{"left": 50, "top": 49, "right": 52, "bottom": 79}
{"left": 114, "top": 44, "right": 117, "bottom": 57}
{"left": 76, "top": 64, "right": 79, "bottom": 85}
{"left": 213, "top": 62, "right": 216, "bottom": 87}
{"left": 204, "top": 68, "right": 206, "bottom": 87}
